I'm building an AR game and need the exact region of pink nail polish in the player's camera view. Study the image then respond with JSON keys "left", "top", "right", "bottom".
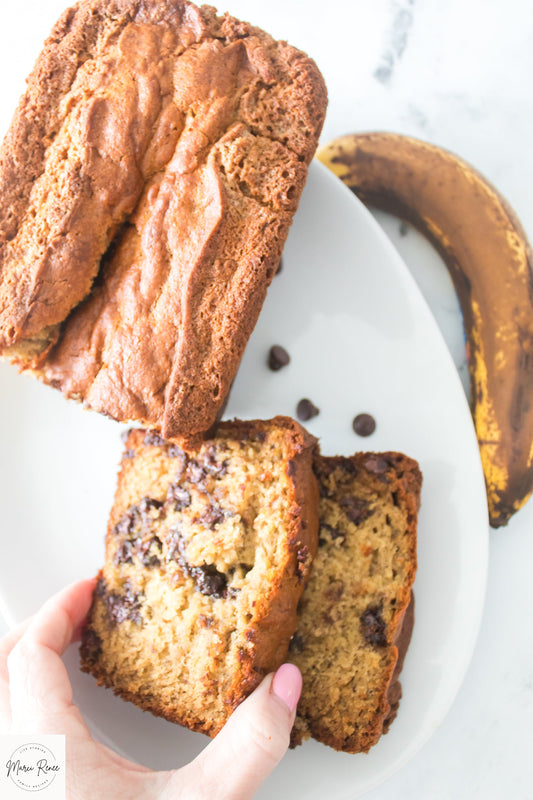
{"left": 271, "top": 663, "right": 302, "bottom": 712}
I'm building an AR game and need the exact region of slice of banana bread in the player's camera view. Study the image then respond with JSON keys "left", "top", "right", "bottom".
{"left": 289, "top": 452, "right": 421, "bottom": 753}
{"left": 0, "top": 0, "right": 327, "bottom": 438}
{"left": 80, "top": 417, "right": 319, "bottom": 736}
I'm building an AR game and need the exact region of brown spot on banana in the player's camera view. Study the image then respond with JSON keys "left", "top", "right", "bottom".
{"left": 318, "top": 132, "right": 533, "bottom": 527}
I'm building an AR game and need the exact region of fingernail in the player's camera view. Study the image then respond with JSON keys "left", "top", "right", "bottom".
{"left": 271, "top": 663, "right": 302, "bottom": 713}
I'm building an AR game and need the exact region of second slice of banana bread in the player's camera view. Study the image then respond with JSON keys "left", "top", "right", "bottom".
{"left": 289, "top": 452, "right": 421, "bottom": 753}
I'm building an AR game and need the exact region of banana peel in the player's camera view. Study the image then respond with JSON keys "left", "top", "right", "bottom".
{"left": 318, "top": 132, "right": 533, "bottom": 527}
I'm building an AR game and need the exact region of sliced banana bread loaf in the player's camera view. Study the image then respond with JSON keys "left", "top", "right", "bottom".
{"left": 80, "top": 417, "right": 319, "bottom": 735}
{"left": 289, "top": 452, "right": 421, "bottom": 753}
{"left": 0, "top": 0, "right": 327, "bottom": 439}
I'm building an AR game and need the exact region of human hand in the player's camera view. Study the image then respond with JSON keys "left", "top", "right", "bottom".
{"left": 0, "top": 579, "right": 303, "bottom": 799}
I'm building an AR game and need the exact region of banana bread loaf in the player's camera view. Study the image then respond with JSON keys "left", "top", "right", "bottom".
{"left": 80, "top": 417, "right": 319, "bottom": 735}
{"left": 0, "top": 0, "right": 327, "bottom": 438}
{"left": 289, "top": 452, "right": 421, "bottom": 753}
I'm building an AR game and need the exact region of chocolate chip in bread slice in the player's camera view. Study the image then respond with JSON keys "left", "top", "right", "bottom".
{"left": 0, "top": 0, "right": 327, "bottom": 438}
{"left": 80, "top": 416, "right": 319, "bottom": 735}
{"left": 289, "top": 452, "right": 421, "bottom": 753}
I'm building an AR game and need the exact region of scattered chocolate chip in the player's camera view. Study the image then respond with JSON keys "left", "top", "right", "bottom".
{"left": 297, "top": 398, "right": 320, "bottom": 421}
{"left": 340, "top": 496, "right": 372, "bottom": 525}
{"left": 114, "top": 539, "right": 135, "bottom": 565}
{"left": 352, "top": 413, "right": 376, "bottom": 437}
{"left": 143, "top": 430, "right": 166, "bottom": 447}
{"left": 123, "top": 448, "right": 136, "bottom": 459}
{"left": 80, "top": 628, "right": 102, "bottom": 665}
{"left": 186, "top": 460, "right": 207, "bottom": 485}
{"left": 289, "top": 633, "right": 305, "bottom": 653}
{"left": 199, "top": 503, "right": 231, "bottom": 529}
{"left": 268, "top": 345, "right": 290, "bottom": 371}
{"left": 138, "top": 496, "right": 164, "bottom": 520}
{"left": 103, "top": 580, "right": 143, "bottom": 626}
{"left": 137, "top": 535, "right": 162, "bottom": 567}
{"left": 185, "top": 449, "right": 228, "bottom": 486}
{"left": 190, "top": 563, "right": 228, "bottom": 599}
{"left": 113, "top": 498, "right": 164, "bottom": 565}
{"left": 167, "top": 444, "right": 185, "bottom": 459}
{"left": 318, "top": 522, "right": 344, "bottom": 544}
{"left": 166, "top": 483, "right": 192, "bottom": 511}
{"left": 167, "top": 527, "right": 229, "bottom": 599}
{"left": 364, "top": 455, "right": 390, "bottom": 476}
{"left": 204, "top": 446, "right": 229, "bottom": 478}
{"left": 360, "top": 604, "right": 387, "bottom": 647}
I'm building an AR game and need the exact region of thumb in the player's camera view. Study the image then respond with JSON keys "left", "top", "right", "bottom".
{"left": 184, "top": 664, "right": 302, "bottom": 800}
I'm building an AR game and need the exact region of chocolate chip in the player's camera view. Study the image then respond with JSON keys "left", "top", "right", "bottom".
{"left": 319, "top": 522, "right": 344, "bottom": 544}
{"left": 143, "top": 430, "right": 166, "bottom": 447}
{"left": 137, "top": 535, "right": 162, "bottom": 567}
{"left": 185, "top": 449, "right": 228, "bottom": 486}
{"left": 80, "top": 628, "right": 102, "bottom": 665}
{"left": 289, "top": 633, "right": 305, "bottom": 653}
{"left": 168, "top": 444, "right": 185, "bottom": 459}
{"left": 186, "top": 460, "right": 207, "bottom": 485}
{"left": 364, "top": 455, "right": 390, "bottom": 476}
{"left": 296, "top": 398, "right": 320, "bottom": 421}
{"left": 123, "top": 448, "right": 136, "bottom": 459}
{"left": 268, "top": 345, "right": 290, "bottom": 371}
{"left": 138, "top": 496, "right": 163, "bottom": 519}
{"left": 167, "top": 528, "right": 229, "bottom": 599}
{"left": 102, "top": 581, "right": 143, "bottom": 626}
{"left": 113, "top": 498, "right": 164, "bottom": 565}
{"left": 360, "top": 604, "right": 387, "bottom": 646}
{"left": 204, "top": 445, "right": 229, "bottom": 478}
{"left": 199, "top": 503, "right": 230, "bottom": 529}
{"left": 166, "top": 483, "right": 192, "bottom": 511}
{"left": 340, "top": 496, "right": 372, "bottom": 525}
{"left": 352, "top": 413, "right": 376, "bottom": 437}
{"left": 190, "top": 564, "right": 228, "bottom": 598}
{"left": 114, "top": 539, "right": 135, "bottom": 565}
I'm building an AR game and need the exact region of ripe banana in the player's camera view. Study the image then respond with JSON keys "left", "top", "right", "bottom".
{"left": 318, "top": 132, "right": 533, "bottom": 528}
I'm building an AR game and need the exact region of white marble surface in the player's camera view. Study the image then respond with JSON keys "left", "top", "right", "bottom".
{"left": 1, "top": 1, "right": 532, "bottom": 797}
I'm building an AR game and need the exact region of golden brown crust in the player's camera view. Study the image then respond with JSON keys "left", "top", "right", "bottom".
{"left": 80, "top": 416, "right": 319, "bottom": 736}
{"left": 0, "top": 0, "right": 327, "bottom": 438}
{"left": 289, "top": 451, "right": 421, "bottom": 753}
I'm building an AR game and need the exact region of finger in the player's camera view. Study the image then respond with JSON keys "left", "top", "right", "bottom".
{"left": 8, "top": 578, "right": 96, "bottom": 730}
{"left": 0, "top": 617, "right": 32, "bottom": 732}
{"left": 174, "top": 664, "right": 302, "bottom": 800}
